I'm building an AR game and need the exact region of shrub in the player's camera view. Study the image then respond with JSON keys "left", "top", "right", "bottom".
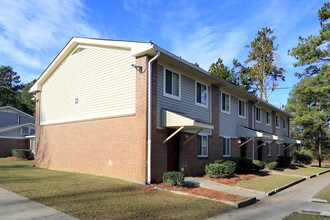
{"left": 205, "top": 160, "right": 237, "bottom": 178}
{"left": 266, "top": 161, "right": 278, "bottom": 170}
{"left": 252, "top": 160, "right": 265, "bottom": 170}
{"left": 162, "top": 171, "right": 185, "bottom": 186}
{"left": 292, "top": 151, "right": 313, "bottom": 165}
{"left": 11, "top": 149, "right": 34, "bottom": 160}
{"left": 276, "top": 156, "right": 292, "bottom": 167}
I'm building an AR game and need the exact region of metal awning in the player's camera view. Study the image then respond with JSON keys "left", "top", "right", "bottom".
{"left": 282, "top": 136, "right": 302, "bottom": 144}
{"left": 237, "top": 126, "right": 270, "bottom": 138}
{"left": 162, "top": 110, "right": 214, "bottom": 144}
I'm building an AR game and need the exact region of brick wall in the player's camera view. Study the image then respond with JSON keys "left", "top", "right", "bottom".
{"left": 0, "top": 138, "right": 29, "bottom": 157}
{"left": 35, "top": 55, "right": 150, "bottom": 184}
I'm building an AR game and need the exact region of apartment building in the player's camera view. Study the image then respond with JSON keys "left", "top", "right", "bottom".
{"left": 30, "top": 38, "right": 300, "bottom": 183}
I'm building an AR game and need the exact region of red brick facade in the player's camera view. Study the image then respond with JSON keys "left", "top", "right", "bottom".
{"left": 0, "top": 138, "right": 29, "bottom": 157}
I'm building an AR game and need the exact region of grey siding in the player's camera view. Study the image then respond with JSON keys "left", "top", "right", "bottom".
{"left": 0, "top": 112, "right": 34, "bottom": 128}
{"left": 157, "top": 65, "right": 211, "bottom": 127}
{"left": 0, "top": 127, "right": 31, "bottom": 138}
{"left": 255, "top": 108, "right": 272, "bottom": 134}
{"left": 219, "top": 93, "right": 248, "bottom": 137}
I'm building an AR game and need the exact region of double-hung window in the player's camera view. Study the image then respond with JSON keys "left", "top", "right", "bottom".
{"left": 276, "top": 115, "right": 280, "bottom": 128}
{"left": 223, "top": 137, "right": 231, "bottom": 157}
{"left": 267, "top": 144, "right": 272, "bottom": 156}
{"left": 221, "top": 92, "right": 230, "bottom": 114}
{"left": 195, "top": 82, "right": 208, "bottom": 107}
{"left": 164, "top": 69, "right": 180, "bottom": 99}
{"left": 256, "top": 107, "right": 261, "bottom": 123}
{"left": 197, "top": 135, "right": 208, "bottom": 157}
{"left": 266, "top": 111, "right": 271, "bottom": 126}
{"left": 282, "top": 118, "right": 286, "bottom": 130}
{"left": 238, "top": 100, "right": 246, "bottom": 118}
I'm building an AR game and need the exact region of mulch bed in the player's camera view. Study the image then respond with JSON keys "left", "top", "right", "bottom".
{"left": 142, "top": 183, "right": 244, "bottom": 202}
{"left": 202, "top": 174, "right": 258, "bottom": 185}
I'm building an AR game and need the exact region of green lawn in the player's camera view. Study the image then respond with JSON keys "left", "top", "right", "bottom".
{"left": 314, "top": 184, "right": 330, "bottom": 202}
{"left": 274, "top": 166, "right": 329, "bottom": 176}
{"left": 0, "top": 159, "right": 234, "bottom": 220}
{"left": 284, "top": 212, "right": 330, "bottom": 220}
{"left": 234, "top": 174, "right": 301, "bottom": 192}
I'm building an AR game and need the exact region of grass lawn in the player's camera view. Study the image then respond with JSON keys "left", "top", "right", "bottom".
{"left": 314, "top": 184, "right": 330, "bottom": 202}
{"left": 284, "top": 212, "right": 330, "bottom": 220}
{"left": 0, "top": 158, "right": 234, "bottom": 220}
{"left": 234, "top": 174, "right": 301, "bottom": 192}
{"left": 274, "top": 166, "right": 329, "bottom": 176}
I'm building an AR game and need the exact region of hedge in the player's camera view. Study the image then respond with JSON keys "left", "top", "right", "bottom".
{"left": 11, "top": 149, "right": 34, "bottom": 160}
{"left": 205, "top": 160, "right": 237, "bottom": 178}
{"left": 162, "top": 171, "right": 185, "bottom": 186}
{"left": 292, "top": 151, "right": 313, "bottom": 165}
{"left": 276, "top": 156, "right": 292, "bottom": 167}
{"left": 266, "top": 161, "right": 278, "bottom": 170}
{"left": 252, "top": 160, "right": 265, "bottom": 170}
{"left": 215, "top": 157, "right": 253, "bottom": 173}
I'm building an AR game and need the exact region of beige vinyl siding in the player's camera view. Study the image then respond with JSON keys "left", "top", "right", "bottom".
{"left": 40, "top": 46, "right": 136, "bottom": 125}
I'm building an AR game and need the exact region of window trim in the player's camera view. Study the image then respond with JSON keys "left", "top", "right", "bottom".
{"left": 21, "top": 126, "right": 30, "bottom": 135}
{"left": 163, "top": 68, "right": 181, "bottom": 101}
{"left": 195, "top": 81, "right": 208, "bottom": 108}
{"left": 238, "top": 99, "right": 246, "bottom": 119}
{"left": 221, "top": 92, "right": 231, "bottom": 114}
{"left": 197, "top": 135, "right": 208, "bottom": 158}
{"left": 266, "top": 111, "right": 271, "bottom": 126}
{"left": 255, "top": 107, "right": 262, "bottom": 124}
{"left": 275, "top": 115, "right": 280, "bottom": 128}
{"left": 282, "top": 117, "right": 286, "bottom": 130}
{"left": 223, "top": 137, "right": 231, "bottom": 157}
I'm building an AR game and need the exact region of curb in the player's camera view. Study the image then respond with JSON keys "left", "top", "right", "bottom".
{"left": 266, "top": 177, "right": 306, "bottom": 196}
{"left": 154, "top": 187, "right": 256, "bottom": 208}
{"left": 309, "top": 198, "right": 328, "bottom": 203}
{"left": 302, "top": 209, "right": 330, "bottom": 217}
{"left": 317, "top": 169, "right": 330, "bottom": 176}
{"left": 232, "top": 186, "right": 266, "bottom": 196}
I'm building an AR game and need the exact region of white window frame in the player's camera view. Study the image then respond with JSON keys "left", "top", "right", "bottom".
{"left": 195, "top": 81, "right": 208, "bottom": 108}
{"left": 21, "top": 126, "right": 30, "bottom": 135}
{"left": 267, "top": 144, "right": 272, "bottom": 156}
{"left": 238, "top": 99, "right": 246, "bottom": 119}
{"left": 255, "top": 107, "right": 262, "bottom": 123}
{"left": 276, "top": 115, "right": 280, "bottom": 128}
{"left": 221, "top": 92, "right": 231, "bottom": 114}
{"left": 266, "top": 111, "right": 271, "bottom": 126}
{"left": 197, "top": 135, "right": 208, "bottom": 157}
{"left": 223, "top": 137, "right": 231, "bottom": 157}
{"left": 277, "top": 143, "right": 281, "bottom": 156}
{"left": 163, "top": 68, "right": 181, "bottom": 100}
{"left": 282, "top": 117, "right": 286, "bottom": 130}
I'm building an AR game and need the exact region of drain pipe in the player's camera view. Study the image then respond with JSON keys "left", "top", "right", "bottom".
{"left": 251, "top": 100, "right": 260, "bottom": 160}
{"left": 147, "top": 51, "right": 160, "bottom": 184}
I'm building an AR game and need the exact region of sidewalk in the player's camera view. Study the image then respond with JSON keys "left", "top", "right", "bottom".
{"left": 185, "top": 177, "right": 264, "bottom": 199}
{"left": 0, "top": 188, "right": 77, "bottom": 220}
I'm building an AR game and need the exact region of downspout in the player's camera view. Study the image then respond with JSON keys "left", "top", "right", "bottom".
{"left": 147, "top": 51, "right": 160, "bottom": 184}
{"left": 251, "top": 100, "right": 260, "bottom": 160}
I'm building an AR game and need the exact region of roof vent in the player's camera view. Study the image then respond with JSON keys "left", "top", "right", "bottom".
{"left": 72, "top": 47, "right": 85, "bottom": 55}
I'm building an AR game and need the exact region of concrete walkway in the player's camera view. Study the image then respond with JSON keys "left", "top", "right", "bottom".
{"left": 209, "top": 172, "right": 330, "bottom": 220}
{"left": 0, "top": 188, "right": 77, "bottom": 220}
{"left": 185, "top": 177, "right": 265, "bottom": 200}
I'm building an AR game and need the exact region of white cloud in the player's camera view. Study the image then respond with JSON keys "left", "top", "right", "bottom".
{"left": 0, "top": 0, "right": 101, "bottom": 72}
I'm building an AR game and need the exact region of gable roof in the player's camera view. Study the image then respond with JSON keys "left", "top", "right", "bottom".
{"left": 30, "top": 37, "right": 293, "bottom": 118}
{"left": 0, "top": 106, "right": 35, "bottom": 119}
{"left": 0, "top": 123, "right": 35, "bottom": 134}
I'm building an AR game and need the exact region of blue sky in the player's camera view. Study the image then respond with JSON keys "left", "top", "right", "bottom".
{"left": 0, "top": 0, "right": 326, "bottom": 107}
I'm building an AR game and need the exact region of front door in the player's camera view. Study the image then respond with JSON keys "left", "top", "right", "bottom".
{"left": 240, "top": 138, "right": 247, "bottom": 157}
{"left": 167, "top": 130, "right": 180, "bottom": 171}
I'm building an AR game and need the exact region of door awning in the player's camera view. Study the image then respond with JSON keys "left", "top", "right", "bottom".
{"left": 282, "top": 136, "right": 302, "bottom": 144}
{"left": 162, "top": 110, "right": 214, "bottom": 130}
{"left": 237, "top": 126, "right": 270, "bottom": 138}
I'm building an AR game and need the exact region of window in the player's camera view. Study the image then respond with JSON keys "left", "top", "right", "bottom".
{"left": 221, "top": 92, "right": 230, "bottom": 114}
{"left": 276, "top": 115, "right": 280, "bottom": 128}
{"left": 164, "top": 69, "right": 180, "bottom": 99}
{"left": 267, "top": 144, "right": 272, "bottom": 156}
{"left": 266, "top": 111, "right": 271, "bottom": 125}
{"left": 277, "top": 143, "right": 281, "bottom": 156}
{"left": 256, "top": 107, "right": 261, "bottom": 123}
{"left": 282, "top": 117, "right": 286, "bottom": 129}
{"left": 238, "top": 100, "right": 246, "bottom": 118}
{"left": 197, "top": 135, "right": 208, "bottom": 157}
{"left": 21, "top": 126, "right": 30, "bottom": 135}
{"left": 18, "top": 116, "right": 21, "bottom": 125}
{"left": 195, "top": 82, "right": 208, "bottom": 107}
{"left": 223, "top": 137, "right": 231, "bottom": 157}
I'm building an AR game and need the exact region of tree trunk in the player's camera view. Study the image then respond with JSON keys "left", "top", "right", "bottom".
{"left": 318, "top": 129, "right": 322, "bottom": 167}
